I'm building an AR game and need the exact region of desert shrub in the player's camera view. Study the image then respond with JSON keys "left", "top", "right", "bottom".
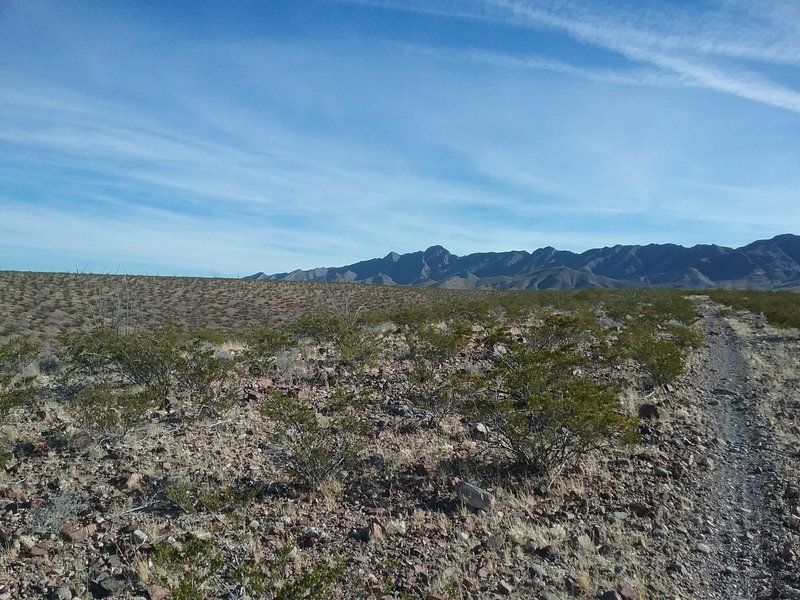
{"left": 36, "top": 355, "right": 62, "bottom": 375}
{"left": 474, "top": 346, "right": 637, "bottom": 481}
{"left": 241, "top": 325, "right": 296, "bottom": 376}
{"left": 61, "top": 326, "right": 182, "bottom": 401}
{"left": 704, "top": 290, "right": 800, "bottom": 329}
{"left": 0, "top": 337, "right": 38, "bottom": 424}
{"left": 603, "top": 288, "right": 698, "bottom": 327}
{"left": 405, "top": 362, "right": 479, "bottom": 429}
{"left": 664, "top": 322, "right": 704, "bottom": 350}
{"left": 72, "top": 384, "right": 157, "bottom": 441}
{"left": 275, "top": 554, "right": 345, "bottom": 600}
{"left": 175, "top": 339, "right": 239, "bottom": 416}
{"left": 149, "top": 531, "right": 344, "bottom": 599}
{"left": 27, "top": 490, "right": 89, "bottom": 535}
{"left": 404, "top": 319, "right": 472, "bottom": 362}
{"left": 153, "top": 535, "right": 225, "bottom": 600}
{"left": 259, "top": 389, "right": 368, "bottom": 490}
{"left": 61, "top": 326, "right": 238, "bottom": 416}
{"left": 294, "top": 312, "right": 379, "bottom": 370}
{"left": 619, "top": 324, "right": 686, "bottom": 387}
{"left": 522, "top": 311, "right": 596, "bottom": 355}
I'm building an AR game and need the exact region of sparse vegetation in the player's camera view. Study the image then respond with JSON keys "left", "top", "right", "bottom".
{"left": 0, "top": 337, "right": 37, "bottom": 424}
{"left": 10, "top": 273, "right": 797, "bottom": 599}
{"left": 259, "top": 388, "right": 369, "bottom": 490}
{"left": 702, "top": 289, "right": 800, "bottom": 329}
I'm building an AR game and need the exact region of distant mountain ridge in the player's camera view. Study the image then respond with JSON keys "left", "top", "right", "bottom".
{"left": 245, "top": 234, "right": 800, "bottom": 290}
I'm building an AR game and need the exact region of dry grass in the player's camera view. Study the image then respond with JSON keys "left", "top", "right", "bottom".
{"left": 0, "top": 271, "right": 486, "bottom": 350}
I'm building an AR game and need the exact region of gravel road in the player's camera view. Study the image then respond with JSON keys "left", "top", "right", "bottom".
{"left": 690, "top": 299, "right": 798, "bottom": 599}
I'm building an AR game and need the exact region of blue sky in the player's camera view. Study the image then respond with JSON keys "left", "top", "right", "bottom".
{"left": 2, "top": 0, "right": 799, "bottom": 277}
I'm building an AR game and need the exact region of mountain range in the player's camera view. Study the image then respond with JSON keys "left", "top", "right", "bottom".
{"left": 245, "top": 234, "right": 800, "bottom": 290}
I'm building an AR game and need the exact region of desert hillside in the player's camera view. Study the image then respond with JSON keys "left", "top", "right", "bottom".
{"left": 1, "top": 279, "right": 799, "bottom": 599}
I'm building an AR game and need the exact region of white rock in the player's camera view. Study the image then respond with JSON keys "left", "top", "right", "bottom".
{"left": 455, "top": 481, "right": 495, "bottom": 511}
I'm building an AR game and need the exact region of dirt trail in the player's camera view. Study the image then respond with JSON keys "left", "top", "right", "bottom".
{"left": 690, "top": 299, "right": 795, "bottom": 599}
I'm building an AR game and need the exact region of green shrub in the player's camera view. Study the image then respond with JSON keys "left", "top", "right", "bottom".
{"left": 61, "top": 326, "right": 182, "bottom": 401}
{"left": 522, "top": 311, "right": 596, "bottom": 355}
{"left": 259, "top": 389, "right": 368, "bottom": 490}
{"left": 175, "top": 339, "right": 238, "bottom": 416}
{"left": 294, "top": 311, "right": 380, "bottom": 372}
{"left": 241, "top": 325, "right": 296, "bottom": 376}
{"left": 619, "top": 324, "right": 686, "bottom": 387}
{"left": 475, "top": 346, "right": 636, "bottom": 482}
{"left": 703, "top": 290, "right": 800, "bottom": 329}
{"left": 405, "top": 362, "right": 477, "bottom": 428}
{"left": 71, "top": 384, "right": 156, "bottom": 441}
{"left": 404, "top": 320, "right": 471, "bottom": 362}
{"left": 61, "top": 326, "right": 237, "bottom": 416}
{"left": 153, "top": 535, "right": 224, "bottom": 600}
{"left": 0, "top": 337, "right": 38, "bottom": 423}
{"left": 275, "top": 555, "right": 345, "bottom": 600}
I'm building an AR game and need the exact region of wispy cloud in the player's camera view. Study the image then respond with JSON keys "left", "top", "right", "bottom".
{"left": 343, "top": 0, "right": 800, "bottom": 113}
{"left": 1, "top": 1, "right": 798, "bottom": 275}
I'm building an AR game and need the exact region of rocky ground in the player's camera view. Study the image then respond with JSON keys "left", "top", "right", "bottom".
{"left": 1, "top": 298, "right": 798, "bottom": 600}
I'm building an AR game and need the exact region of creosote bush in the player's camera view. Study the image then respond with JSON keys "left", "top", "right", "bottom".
{"left": 618, "top": 323, "right": 697, "bottom": 387}
{"left": 242, "top": 325, "right": 296, "bottom": 377}
{"left": 60, "top": 325, "right": 238, "bottom": 421}
{"left": 259, "top": 389, "right": 368, "bottom": 490}
{"left": 1, "top": 338, "right": 38, "bottom": 455}
{"left": 404, "top": 319, "right": 472, "bottom": 362}
{"left": 294, "top": 312, "right": 380, "bottom": 371}
{"left": 475, "top": 341, "right": 638, "bottom": 482}
{"left": 72, "top": 384, "right": 157, "bottom": 441}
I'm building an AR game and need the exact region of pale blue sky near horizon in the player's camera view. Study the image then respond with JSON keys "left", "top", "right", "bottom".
{"left": 2, "top": 0, "right": 799, "bottom": 277}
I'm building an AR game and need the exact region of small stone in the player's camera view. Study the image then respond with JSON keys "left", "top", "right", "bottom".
{"left": 612, "top": 511, "right": 629, "bottom": 521}
{"left": 454, "top": 481, "right": 495, "bottom": 511}
{"left": 600, "top": 592, "right": 622, "bottom": 600}
{"left": 367, "top": 517, "right": 385, "bottom": 542}
{"left": 654, "top": 466, "right": 671, "bottom": 477}
{"left": 388, "top": 404, "right": 414, "bottom": 417}
{"left": 125, "top": 473, "right": 143, "bottom": 491}
{"left": 256, "top": 378, "right": 274, "bottom": 391}
{"left": 638, "top": 404, "right": 660, "bottom": 419}
{"left": 695, "top": 542, "right": 711, "bottom": 554}
{"left": 130, "top": 529, "right": 148, "bottom": 545}
{"left": 497, "top": 580, "right": 514, "bottom": 596}
{"left": 667, "top": 562, "right": 686, "bottom": 575}
{"left": 724, "top": 565, "right": 739, "bottom": 575}
{"left": 470, "top": 422, "right": 490, "bottom": 439}
{"left": 300, "top": 527, "right": 323, "bottom": 547}
{"left": 248, "top": 520, "right": 260, "bottom": 530}
{"left": 699, "top": 456, "right": 714, "bottom": 468}
{"left": 146, "top": 584, "right": 170, "bottom": 600}
{"left": 784, "top": 486, "right": 800, "bottom": 501}
{"left": 530, "top": 563, "right": 547, "bottom": 579}
{"left": 486, "top": 533, "right": 505, "bottom": 551}
{"left": 617, "top": 583, "right": 639, "bottom": 600}
{"left": 540, "top": 592, "right": 561, "bottom": 600}
{"left": 51, "top": 587, "right": 72, "bottom": 600}
{"left": 107, "top": 554, "right": 122, "bottom": 568}
{"left": 89, "top": 574, "right": 126, "bottom": 598}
